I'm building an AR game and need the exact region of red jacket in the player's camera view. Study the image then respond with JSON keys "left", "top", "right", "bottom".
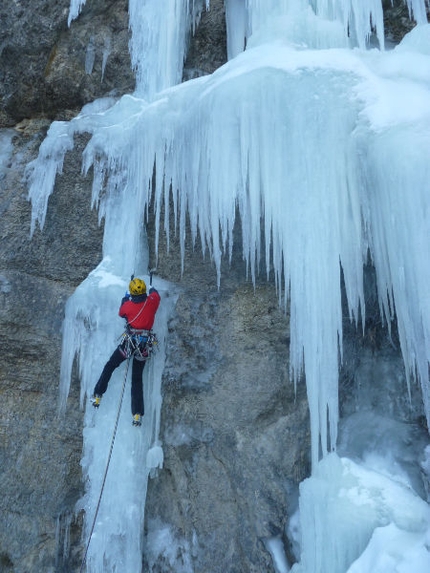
{"left": 119, "top": 288, "right": 161, "bottom": 330}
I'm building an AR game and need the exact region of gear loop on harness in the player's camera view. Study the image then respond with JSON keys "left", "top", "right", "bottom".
{"left": 117, "top": 326, "right": 158, "bottom": 361}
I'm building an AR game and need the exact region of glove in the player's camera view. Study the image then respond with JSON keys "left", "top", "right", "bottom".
{"left": 149, "top": 287, "right": 157, "bottom": 294}
{"left": 121, "top": 292, "right": 131, "bottom": 304}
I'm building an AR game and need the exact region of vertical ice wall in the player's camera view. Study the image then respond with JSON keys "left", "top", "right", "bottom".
{"left": 68, "top": 274, "right": 175, "bottom": 573}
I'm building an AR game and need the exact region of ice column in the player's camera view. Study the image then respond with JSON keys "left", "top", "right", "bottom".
{"left": 128, "top": 0, "right": 208, "bottom": 98}
{"left": 225, "top": 0, "right": 247, "bottom": 59}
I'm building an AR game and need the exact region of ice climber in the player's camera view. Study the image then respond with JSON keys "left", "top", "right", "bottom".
{"left": 91, "top": 277, "right": 161, "bottom": 426}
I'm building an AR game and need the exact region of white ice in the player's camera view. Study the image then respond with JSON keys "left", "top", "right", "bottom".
{"left": 144, "top": 518, "right": 194, "bottom": 572}
{"left": 128, "top": 0, "right": 208, "bottom": 99}
{"left": 265, "top": 535, "right": 291, "bottom": 572}
{"left": 68, "top": 0, "right": 86, "bottom": 26}
{"left": 68, "top": 267, "right": 177, "bottom": 572}
{"left": 0, "top": 129, "right": 14, "bottom": 175}
{"left": 291, "top": 452, "right": 430, "bottom": 573}
{"left": 25, "top": 0, "right": 430, "bottom": 571}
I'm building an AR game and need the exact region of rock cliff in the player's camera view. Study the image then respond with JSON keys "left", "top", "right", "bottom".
{"left": 0, "top": 1, "right": 425, "bottom": 572}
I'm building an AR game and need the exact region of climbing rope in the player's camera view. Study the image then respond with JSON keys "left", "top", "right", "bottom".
{"left": 79, "top": 358, "right": 131, "bottom": 573}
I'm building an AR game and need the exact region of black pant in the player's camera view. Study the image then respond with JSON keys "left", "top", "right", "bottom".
{"left": 93, "top": 347, "right": 146, "bottom": 416}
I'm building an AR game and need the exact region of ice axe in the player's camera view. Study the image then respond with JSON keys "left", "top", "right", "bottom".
{"left": 148, "top": 267, "right": 157, "bottom": 287}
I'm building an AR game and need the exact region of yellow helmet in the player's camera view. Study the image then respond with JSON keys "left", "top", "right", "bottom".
{"left": 129, "top": 277, "right": 146, "bottom": 296}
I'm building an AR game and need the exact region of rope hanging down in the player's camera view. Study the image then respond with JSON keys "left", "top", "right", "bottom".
{"left": 79, "top": 358, "right": 131, "bottom": 573}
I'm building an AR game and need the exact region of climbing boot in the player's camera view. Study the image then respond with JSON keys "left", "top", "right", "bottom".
{"left": 132, "top": 414, "right": 142, "bottom": 427}
{"left": 91, "top": 394, "right": 102, "bottom": 408}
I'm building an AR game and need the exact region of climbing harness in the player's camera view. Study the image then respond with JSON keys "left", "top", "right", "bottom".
{"left": 118, "top": 327, "right": 158, "bottom": 361}
{"left": 79, "top": 358, "right": 131, "bottom": 573}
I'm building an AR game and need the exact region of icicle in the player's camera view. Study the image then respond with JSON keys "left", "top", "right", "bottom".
{"left": 55, "top": 511, "right": 73, "bottom": 569}
{"left": 311, "top": 0, "right": 385, "bottom": 49}
{"left": 241, "top": 0, "right": 426, "bottom": 52}
{"left": 360, "top": 124, "right": 430, "bottom": 427}
{"left": 225, "top": 0, "right": 247, "bottom": 59}
{"left": 101, "top": 35, "right": 112, "bottom": 81}
{"left": 404, "top": 0, "right": 429, "bottom": 25}
{"left": 0, "top": 129, "right": 14, "bottom": 177}
{"left": 68, "top": 0, "right": 86, "bottom": 26}
{"left": 26, "top": 121, "right": 74, "bottom": 236}
{"left": 26, "top": 97, "right": 119, "bottom": 238}
{"left": 85, "top": 35, "right": 96, "bottom": 75}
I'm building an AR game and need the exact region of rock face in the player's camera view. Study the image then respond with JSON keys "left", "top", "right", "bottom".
{"left": 0, "top": 0, "right": 134, "bottom": 126}
{"left": 0, "top": 1, "right": 425, "bottom": 572}
{"left": 143, "top": 219, "right": 310, "bottom": 571}
{"left": 0, "top": 122, "right": 103, "bottom": 571}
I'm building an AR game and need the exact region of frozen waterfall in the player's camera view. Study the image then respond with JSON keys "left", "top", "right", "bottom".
{"left": 27, "top": 0, "right": 430, "bottom": 571}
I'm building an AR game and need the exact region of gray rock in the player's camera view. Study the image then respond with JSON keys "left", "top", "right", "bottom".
{"left": 0, "top": 0, "right": 134, "bottom": 126}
